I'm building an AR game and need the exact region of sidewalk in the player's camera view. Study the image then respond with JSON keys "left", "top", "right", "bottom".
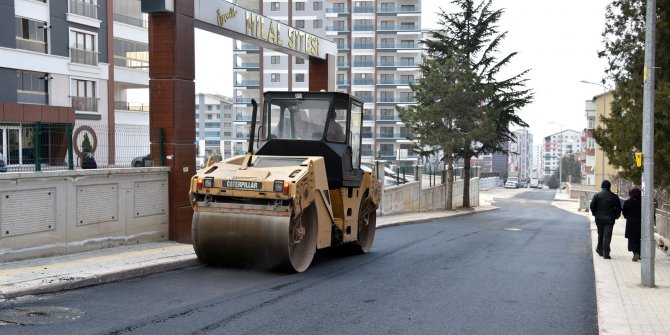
{"left": 554, "top": 189, "right": 670, "bottom": 335}
{"left": 0, "top": 203, "right": 498, "bottom": 300}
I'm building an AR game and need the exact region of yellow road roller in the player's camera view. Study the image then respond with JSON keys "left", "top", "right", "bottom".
{"left": 189, "top": 91, "right": 381, "bottom": 272}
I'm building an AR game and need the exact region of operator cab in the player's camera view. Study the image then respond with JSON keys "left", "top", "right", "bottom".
{"left": 254, "top": 91, "right": 364, "bottom": 189}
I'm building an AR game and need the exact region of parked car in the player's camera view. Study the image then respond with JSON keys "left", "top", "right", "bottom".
{"left": 529, "top": 178, "right": 540, "bottom": 188}
{"left": 504, "top": 176, "right": 519, "bottom": 189}
{"left": 132, "top": 154, "right": 151, "bottom": 167}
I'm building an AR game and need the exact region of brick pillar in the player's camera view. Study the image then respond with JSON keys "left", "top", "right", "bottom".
{"left": 147, "top": 0, "right": 195, "bottom": 243}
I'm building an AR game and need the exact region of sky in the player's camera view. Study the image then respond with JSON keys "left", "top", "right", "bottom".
{"left": 191, "top": 0, "right": 613, "bottom": 142}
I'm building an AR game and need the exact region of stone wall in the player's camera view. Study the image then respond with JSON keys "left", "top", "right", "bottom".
{"left": 0, "top": 168, "right": 170, "bottom": 262}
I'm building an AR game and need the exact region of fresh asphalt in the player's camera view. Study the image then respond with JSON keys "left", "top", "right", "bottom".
{"left": 0, "top": 189, "right": 597, "bottom": 334}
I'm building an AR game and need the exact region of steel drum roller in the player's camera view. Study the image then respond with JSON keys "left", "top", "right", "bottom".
{"left": 192, "top": 205, "right": 317, "bottom": 272}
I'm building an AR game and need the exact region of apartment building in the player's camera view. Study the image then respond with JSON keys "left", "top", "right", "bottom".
{"left": 231, "top": 0, "right": 422, "bottom": 166}
{"left": 582, "top": 99, "right": 596, "bottom": 185}
{"left": 195, "top": 93, "right": 235, "bottom": 165}
{"left": 542, "top": 129, "right": 582, "bottom": 179}
{"left": 0, "top": 0, "right": 149, "bottom": 167}
{"left": 509, "top": 128, "right": 532, "bottom": 181}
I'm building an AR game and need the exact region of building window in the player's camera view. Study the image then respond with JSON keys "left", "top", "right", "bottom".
{"left": 16, "top": 70, "right": 48, "bottom": 104}
{"left": 70, "top": 30, "right": 98, "bottom": 65}
{"left": 271, "top": 73, "right": 280, "bottom": 82}
{"left": 313, "top": 1, "right": 322, "bottom": 10}
{"left": 295, "top": 20, "right": 305, "bottom": 28}
{"left": 71, "top": 79, "right": 97, "bottom": 111}
{"left": 271, "top": 2, "right": 280, "bottom": 11}
{"left": 296, "top": 57, "right": 305, "bottom": 64}
{"left": 114, "top": 38, "right": 148, "bottom": 69}
{"left": 296, "top": 73, "right": 305, "bottom": 82}
{"left": 70, "top": 0, "right": 98, "bottom": 19}
{"left": 295, "top": 2, "right": 304, "bottom": 11}
{"left": 313, "top": 19, "right": 322, "bottom": 29}
{"left": 15, "top": 17, "right": 48, "bottom": 53}
{"left": 271, "top": 56, "right": 280, "bottom": 64}
{"left": 114, "top": 0, "right": 148, "bottom": 28}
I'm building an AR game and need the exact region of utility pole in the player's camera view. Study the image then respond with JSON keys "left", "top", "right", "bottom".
{"left": 641, "top": 0, "right": 656, "bottom": 287}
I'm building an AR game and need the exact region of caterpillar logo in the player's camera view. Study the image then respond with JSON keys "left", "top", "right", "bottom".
{"left": 222, "top": 180, "right": 262, "bottom": 190}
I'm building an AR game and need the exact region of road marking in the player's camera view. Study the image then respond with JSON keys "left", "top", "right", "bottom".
{"left": 504, "top": 227, "right": 522, "bottom": 231}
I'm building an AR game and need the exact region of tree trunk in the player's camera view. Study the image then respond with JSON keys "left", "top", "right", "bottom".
{"left": 463, "top": 154, "right": 472, "bottom": 208}
{"left": 445, "top": 151, "right": 454, "bottom": 210}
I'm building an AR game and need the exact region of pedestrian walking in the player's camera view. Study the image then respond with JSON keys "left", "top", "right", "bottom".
{"left": 590, "top": 180, "right": 622, "bottom": 259}
{"left": 622, "top": 187, "right": 642, "bottom": 261}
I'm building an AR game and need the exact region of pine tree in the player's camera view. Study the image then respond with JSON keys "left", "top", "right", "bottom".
{"left": 402, "top": 0, "right": 532, "bottom": 207}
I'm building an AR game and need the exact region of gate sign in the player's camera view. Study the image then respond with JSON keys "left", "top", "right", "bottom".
{"left": 194, "top": 0, "right": 336, "bottom": 60}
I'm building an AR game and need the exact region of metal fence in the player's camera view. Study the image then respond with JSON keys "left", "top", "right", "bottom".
{"left": 0, "top": 122, "right": 160, "bottom": 173}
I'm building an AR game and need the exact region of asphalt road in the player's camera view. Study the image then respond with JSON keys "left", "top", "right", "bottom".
{"left": 0, "top": 189, "right": 598, "bottom": 335}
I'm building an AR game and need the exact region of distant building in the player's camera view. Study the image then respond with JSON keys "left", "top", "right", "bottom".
{"left": 543, "top": 129, "right": 582, "bottom": 179}
{"left": 195, "top": 93, "right": 234, "bottom": 165}
{"left": 509, "top": 128, "right": 532, "bottom": 180}
{"left": 582, "top": 99, "right": 596, "bottom": 185}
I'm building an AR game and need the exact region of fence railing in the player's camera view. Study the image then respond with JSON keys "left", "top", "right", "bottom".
{"left": 0, "top": 121, "right": 163, "bottom": 173}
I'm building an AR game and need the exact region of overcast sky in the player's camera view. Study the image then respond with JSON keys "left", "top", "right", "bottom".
{"left": 192, "top": 0, "right": 613, "bottom": 141}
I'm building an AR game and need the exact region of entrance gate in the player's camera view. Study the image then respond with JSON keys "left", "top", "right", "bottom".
{"left": 141, "top": 0, "right": 336, "bottom": 242}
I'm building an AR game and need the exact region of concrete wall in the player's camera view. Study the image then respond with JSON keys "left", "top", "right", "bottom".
{"left": 0, "top": 168, "right": 170, "bottom": 262}
{"left": 379, "top": 178, "right": 480, "bottom": 216}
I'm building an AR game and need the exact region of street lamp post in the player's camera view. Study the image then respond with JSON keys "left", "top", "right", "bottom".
{"left": 580, "top": 80, "right": 610, "bottom": 188}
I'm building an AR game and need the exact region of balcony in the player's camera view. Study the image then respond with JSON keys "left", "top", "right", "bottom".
{"left": 377, "top": 79, "right": 416, "bottom": 86}
{"left": 113, "top": 12, "right": 147, "bottom": 28}
{"left": 70, "top": 0, "right": 98, "bottom": 19}
{"left": 361, "top": 150, "right": 373, "bottom": 156}
{"left": 16, "top": 38, "right": 47, "bottom": 54}
{"left": 235, "top": 133, "right": 251, "bottom": 139}
{"left": 337, "top": 79, "right": 350, "bottom": 86}
{"left": 377, "top": 60, "right": 416, "bottom": 68}
{"left": 377, "top": 43, "right": 419, "bottom": 49}
{"left": 72, "top": 96, "right": 98, "bottom": 111}
{"left": 353, "top": 79, "right": 374, "bottom": 85}
{"left": 326, "top": 26, "right": 349, "bottom": 32}
{"left": 326, "top": 7, "right": 350, "bottom": 14}
{"left": 353, "top": 7, "right": 374, "bottom": 13}
{"left": 70, "top": 48, "right": 98, "bottom": 66}
{"left": 378, "top": 6, "right": 420, "bottom": 14}
{"left": 114, "top": 101, "right": 149, "bottom": 112}
{"left": 353, "top": 25, "right": 374, "bottom": 31}
{"left": 235, "top": 98, "right": 253, "bottom": 104}
{"left": 356, "top": 96, "right": 374, "bottom": 103}
{"left": 353, "top": 61, "right": 374, "bottom": 67}
{"left": 337, "top": 44, "right": 350, "bottom": 50}
{"left": 377, "top": 114, "right": 402, "bottom": 121}
{"left": 233, "top": 62, "right": 260, "bottom": 69}
{"left": 378, "top": 132, "right": 411, "bottom": 139}
{"left": 234, "top": 80, "right": 260, "bottom": 87}
{"left": 235, "top": 115, "right": 252, "bottom": 121}
{"left": 363, "top": 114, "right": 374, "bottom": 121}
{"left": 378, "top": 150, "right": 396, "bottom": 159}
{"left": 377, "top": 97, "right": 416, "bottom": 104}
{"left": 353, "top": 43, "right": 374, "bottom": 49}
{"left": 378, "top": 25, "right": 419, "bottom": 32}
{"left": 337, "top": 61, "right": 350, "bottom": 68}
{"left": 362, "top": 132, "right": 373, "bottom": 139}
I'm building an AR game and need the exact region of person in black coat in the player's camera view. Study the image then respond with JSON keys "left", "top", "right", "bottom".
{"left": 622, "top": 187, "right": 642, "bottom": 262}
{"left": 590, "top": 180, "right": 622, "bottom": 259}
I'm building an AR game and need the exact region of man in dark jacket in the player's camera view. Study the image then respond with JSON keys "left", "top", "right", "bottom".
{"left": 590, "top": 180, "right": 622, "bottom": 259}
{"left": 623, "top": 187, "right": 642, "bottom": 261}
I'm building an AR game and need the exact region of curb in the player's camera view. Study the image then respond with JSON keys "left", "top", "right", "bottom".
{"left": 0, "top": 256, "right": 200, "bottom": 300}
